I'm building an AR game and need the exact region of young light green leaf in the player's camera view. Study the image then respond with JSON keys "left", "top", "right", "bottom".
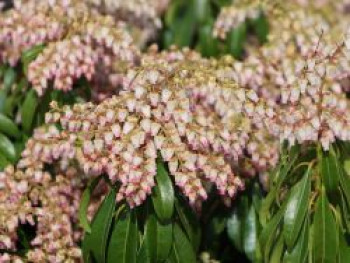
{"left": 107, "top": 209, "right": 138, "bottom": 263}
{"left": 270, "top": 233, "right": 284, "bottom": 263}
{"left": 0, "top": 133, "right": 16, "bottom": 162}
{"left": 79, "top": 176, "right": 103, "bottom": 233}
{"left": 21, "top": 89, "right": 39, "bottom": 133}
{"left": 313, "top": 188, "right": 337, "bottom": 263}
{"left": 152, "top": 155, "right": 174, "bottom": 222}
{"left": 283, "top": 166, "right": 311, "bottom": 249}
{"left": 0, "top": 113, "right": 20, "bottom": 138}
{"left": 82, "top": 188, "right": 116, "bottom": 263}
{"left": 168, "top": 224, "right": 196, "bottom": 263}
{"left": 145, "top": 213, "right": 173, "bottom": 262}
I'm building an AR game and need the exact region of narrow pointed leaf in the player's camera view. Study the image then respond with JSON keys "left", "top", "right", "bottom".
{"left": 21, "top": 90, "right": 39, "bottom": 133}
{"left": 4, "top": 67, "right": 16, "bottom": 91}
{"left": 79, "top": 176, "right": 103, "bottom": 233}
{"left": 82, "top": 188, "right": 116, "bottom": 263}
{"left": 270, "top": 234, "right": 284, "bottom": 263}
{"left": 152, "top": 155, "right": 174, "bottom": 222}
{"left": 313, "top": 189, "right": 337, "bottom": 263}
{"left": 260, "top": 201, "right": 287, "bottom": 262}
{"left": 321, "top": 148, "right": 340, "bottom": 194}
{"left": 137, "top": 238, "right": 150, "bottom": 263}
{"left": 107, "top": 209, "right": 138, "bottom": 263}
{"left": 175, "top": 198, "right": 201, "bottom": 252}
{"left": 145, "top": 213, "right": 173, "bottom": 262}
{"left": 243, "top": 204, "right": 260, "bottom": 262}
{"left": 283, "top": 217, "right": 308, "bottom": 263}
{"left": 0, "top": 133, "right": 16, "bottom": 162}
{"left": 168, "top": 224, "right": 196, "bottom": 263}
{"left": 227, "top": 206, "right": 243, "bottom": 252}
{"left": 283, "top": 167, "right": 311, "bottom": 249}
{"left": 227, "top": 23, "right": 247, "bottom": 59}
{"left": 0, "top": 113, "right": 20, "bottom": 138}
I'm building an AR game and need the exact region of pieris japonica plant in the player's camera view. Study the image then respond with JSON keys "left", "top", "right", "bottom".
{"left": 1, "top": 0, "right": 350, "bottom": 262}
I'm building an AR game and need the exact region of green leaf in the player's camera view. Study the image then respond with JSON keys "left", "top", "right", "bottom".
{"left": 243, "top": 204, "right": 261, "bottom": 262}
{"left": 283, "top": 166, "right": 311, "bottom": 249}
{"left": 338, "top": 231, "right": 350, "bottom": 263}
{"left": 198, "top": 21, "right": 219, "bottom": 57}
{"left": 21, "top": 44, "right": 45, "bottom": 75}
{"left": 313, "top": 188, "right": 337, "bottom": 263}
{"left": 3, "top": 67, "right": 16, "bottom": 91}
{"left": 175, "top": 198, "right": 201, "bottom": 252}
{"left": 283, "top": 217, "right": 308, "bottom": 263}
{"left": 21, "top": 89, "right": 39, "bottom": 133}
{"left": 270, "top": 233, "right": 284, "bottom": 263}
{"left": 0, "top": 113, "right": 20, "bottom": 138}
{"left": 321, "top": 147, "right": 340, "bottom": 194}
{"left": 339, "top": 161, "right": 350, "bottom": 208}
{"left": 82, "top": 188, "right": 116, "bottom": 263}
{"left": 0, "top": 133, "right": 16, "bottom": 162}
{"left": 152, "top": 154, "right": 174, "bottom": 222}
{"left": 227, "top": 206, "right": 243, "bottom": 252}
{"left": 137, "top": 238, "right": 150, "bottom": 263}
{"left": 0, "top": 153, "right": 10, "bottom": 170}
{"left": 0, "top": 90, "right": 7, "bottom": 113}
{"left": 193, "top": 0, "right": 211, "bottom": 24}
{"left": 145, "top": 213, "right": 173, "bottom": 262}
{"left": 172, "top": 6, "right": 196, "bottom": 47}
{"left": 227, "top": 23, "right": 247, "bottom": 59}
{"left": 251, "top": 14, "right": 269, "bottom": 43}
{"left": 107, "top": 209, "right": 138, "bottom": 263}
{"left": 79, "top": 176, "right": 103, "bottom": 233}
{"left": 169, "top": 224, "right": 196, "bottom": 263}
{"left": 260, "top": 201, "right": 287, "bottom": 262}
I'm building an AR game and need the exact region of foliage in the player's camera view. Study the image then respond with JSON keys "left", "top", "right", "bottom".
{"left": 1, "top": 0, "right": 350, "bottom": 263}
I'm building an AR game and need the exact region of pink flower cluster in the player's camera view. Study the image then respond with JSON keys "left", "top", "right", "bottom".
{"left": 0, "top": 0, "right": 140, "bottom": 97}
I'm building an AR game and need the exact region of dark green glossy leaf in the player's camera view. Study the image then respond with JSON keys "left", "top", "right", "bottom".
{"left": 0, "top": 133, "right": 16, "bottom": 162}
{"left": 0, "top": 90, "right": 7, "bottom": 113}
{"left": 0, "top": 113, "right": 20, "bottom": 138}
{"left": 321, "top": 147, "right": 340, "bottom": 194}
{"left": 227, "top": 23, "right": 247, "bottom": 59}
{"left": 313, "top": 189, "right": 337, "bottom": 263}
{"left": 198, "top": 21, "right": 219, "bottom": 57}
{"left": 260, "top": 201, "right": 287, "bottom": 262}
{"left": 251, "top": 14, "right": 269, "bottom": 43}
{"left": 21, "top": 89, "right": 39, "bottom": 133}
{"left": 175, "top": 198, "right": 200, "bottom": 252}
{"left": 145, "top": 213, "right": 173, "bottom": 262}
{"left": 283, "top": 166, "right": 311, "bottom": 249}
{"left": 82, "top": 188, "right": 116, "bottom": 263}
{"left": 107, "top": 209, "right": 138, "bottom": 263}
{"left": 79, "top": 176, "right": 103, "bottom": 233}
{"left": 152, "top": 155, "right": 174, "bottom": 222}
{"left": 168, "top": 224, "right": 196, "bottom": 263}
{"left": 4, "top": 67, "right": 16, "bottom": 91}
{"left": 137, "top": 238, "right": 150, "bottom": 263}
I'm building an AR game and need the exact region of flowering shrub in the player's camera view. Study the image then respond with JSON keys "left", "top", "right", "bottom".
{"left": 0, "top": 0, "right": 350, "bottom": 262}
